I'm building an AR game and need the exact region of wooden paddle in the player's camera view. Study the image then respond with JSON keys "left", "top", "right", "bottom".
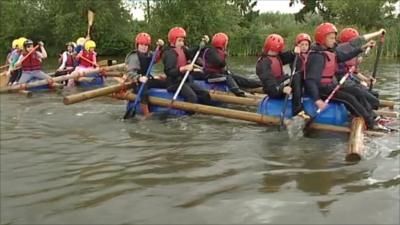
{"left": 369, "top": 33, "right": 385, "bottom": 91}
{"left": 87, "top": 10, "right": 95, "bottom": 39}
{"left": 171, "top": 39, "right": 207, "bottom": 102}
{"left": 79, "top": 54, "right": 99, "bottom": 67}
{"left": 279, "top": 53, "right": 298, "bottom": 131}
{"left": 303, "top": 66, "right": 356, "bottom": 131}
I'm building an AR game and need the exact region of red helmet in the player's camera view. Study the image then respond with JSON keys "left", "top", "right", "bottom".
{"left": 314, "top": 22, "right": 337, "bottom": 45}
{"left": 338, "top": 28, "right": 359, "bottom": 43}
{"left": 168, "top": 27, "right": 186, "bottom": 45}
{"left": 135, "top": 32, "right": 151, "bottom": 46}
{"left": 263, "top": 34, "right": 285, "bottom": 53}
{"left": 295, "top": 33, "right": 311, "bottom": 45}
{"left": 211, "top": 32, "right": 229, "bottom": 49}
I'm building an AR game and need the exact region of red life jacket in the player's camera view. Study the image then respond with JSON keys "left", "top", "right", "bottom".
{"left": 173, "top": 47, "right": 187, "bottom": 70}
{"left": 66, "top": 53, "right": 75, "bottom": 67}
{"left": 267, "top": 55, "right": 283, "bottom": 79}
{"left": 299, "top": 52, "right": 309, "bottom": 79}
{"left": 203, "top": 48, "right": 226, "bottom": 74}
{"left": 319, "top": 50, "right": 338, "bottom": 85}
{"left": 80, "top": 50, "right": 95, "bottom": 68}
{"left": 299, "top": 52, "right": 308, "bottom": 72}
{"left": 21, "top": 51, "right": 41, "bottom": 71}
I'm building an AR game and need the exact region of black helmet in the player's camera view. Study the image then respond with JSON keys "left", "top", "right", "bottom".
{"left": 23, "top": 39, "right": 34, "bottom": 48}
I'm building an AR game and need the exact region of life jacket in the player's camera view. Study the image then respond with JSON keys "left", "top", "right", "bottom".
{"left": 137, "top": 52, "right": 153, "bottom": 75}
{"left": 203, "top": 47, "right": 226, "bottom": 74}
{"left": 266, "top": 55, "right": 283, "bottom": 79}
{"left": 298, "top": 52, "right": 308, "bottom": 72}
{"left": 79, "top": 50, "right": 95, "bottom": 68}
{"left": 173, "top": 47, "right": 187, "bottom": 70}
{"left": 21, "top": 51, "right": 41, "bottom": 71}
{"left": 65, "top": 52, "right": 75, "bottom": 68}
{"left": 317, "top": 50, "right": 338, "bottom": 85}
{"left": 297, "top": 52, "right": 310, "bottom": 79}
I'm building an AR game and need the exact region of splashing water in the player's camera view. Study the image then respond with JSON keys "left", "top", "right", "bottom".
{"left": 286, "top": 116, "right": 307, "bottom": 139}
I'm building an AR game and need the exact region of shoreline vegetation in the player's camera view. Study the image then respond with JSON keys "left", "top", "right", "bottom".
{"left": 1, "top": 0, "right": 399, "bottom": 58}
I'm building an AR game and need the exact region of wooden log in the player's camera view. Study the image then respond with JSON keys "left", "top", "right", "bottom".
{"left": 379, "top": 99, "right": 395, "bottom": 110}
{"left": 244, "top": 87, "right": 263, "bottom": 94}
{"left": 209, "top": 89, "right": 265, "bottom": 100}
{"left": 0, "top": 72, "right": 10, "bottom": 87}
{"left": 103, "top": 71, "right": 124, "bottom": 77}
{"left": 346, "top": 117, "right": 365, "bottom": 162}
{"left": 209, "top": 92, "right": 260, "bottom": 106}
{"left": 63, "top": 81, "right": 134, "bottom": 105}
{"left": 123, "top": 92, "right": 280, "bottom": 124}
{"left": 18, "top": 90, "right": 33, "bottom": 97}
{"left": 374, "top": 110, "right": 399, "bottom": 118}
{"left": 0, "top": 64, "right": 125, "bottom": 93}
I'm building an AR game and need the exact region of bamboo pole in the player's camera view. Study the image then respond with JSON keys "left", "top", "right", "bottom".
{"left": 346, "top": 117, "right": 365, "bottom": 162}
{"left": 63, "top": 81, "right": 133, "bottom": 105}
{"left": 0, "top": 63, "right": 125, "bottom": 93}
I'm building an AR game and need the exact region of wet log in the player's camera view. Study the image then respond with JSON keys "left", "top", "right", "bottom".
{"left": 346, "top": 117, "right": 365, "bottom": 162}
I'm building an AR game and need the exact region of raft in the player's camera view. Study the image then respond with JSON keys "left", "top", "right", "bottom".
{"left": 130, "top": 80, "right": 350, "bottom": 126}
{"left": 26, "top": 73, "right": 104, "bottom": 92}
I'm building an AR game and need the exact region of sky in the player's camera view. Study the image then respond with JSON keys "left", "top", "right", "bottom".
{"left": 129, "top": 0, "right": 305, "bottom": 20}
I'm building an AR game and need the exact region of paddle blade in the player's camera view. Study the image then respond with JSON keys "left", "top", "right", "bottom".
{"left": 286, "top": 115, "right": 307, "bottom": 139}
{"left": 88, "top": 10, "right": 95, "bottom": 26}
{"left": 123, "top": 109, "right": 136, "bottom": 120}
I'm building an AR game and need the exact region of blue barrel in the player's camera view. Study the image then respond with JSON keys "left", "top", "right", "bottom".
{"left": 77, "top": 73, "right": 104, "bottom": 88}
{"left": 194, "top": 80, "right": 229, "bottom": 105}
{"left": 134, "top": 88, "right": 188, "bottom": 116}
{"left": 193, "top": 80, "right": 229, "bottom": 92}
{"left": 257, "top": 96, "right": 350, "bottom": 126}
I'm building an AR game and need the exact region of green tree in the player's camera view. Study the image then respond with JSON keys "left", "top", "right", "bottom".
{"left": 0, "top": 0, "right": 136, "bottom": 56}
{"left": 142, "top": 0, "right": 242, "bottom": 45}
{"left": 290, "top": 0, "right": 399, "bottom": 29}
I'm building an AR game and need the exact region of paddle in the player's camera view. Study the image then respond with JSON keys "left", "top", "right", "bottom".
{"left": 304, "top": 66, "right": 356, "bottom": 130}
{"left": 123, "top": 45, "right": 161, "bottom": 119}
{"left": 79, "top": 54, "right": 99, "bottom": 67}
{"left": 279, "top": 53, "right": 299, "bottom": 131}
{"left": 87, "top": 10, "right": 95, "bottom": 39}
{"left": 369, "top": 33, "right": 385, "bottom": 91}
{"left": 171, "top": 38, "right": 207, "bottom": 103}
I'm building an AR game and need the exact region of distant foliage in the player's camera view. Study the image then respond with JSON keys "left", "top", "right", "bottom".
{"left": 1, "top": 0, "right": 399, "bottom": 58}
